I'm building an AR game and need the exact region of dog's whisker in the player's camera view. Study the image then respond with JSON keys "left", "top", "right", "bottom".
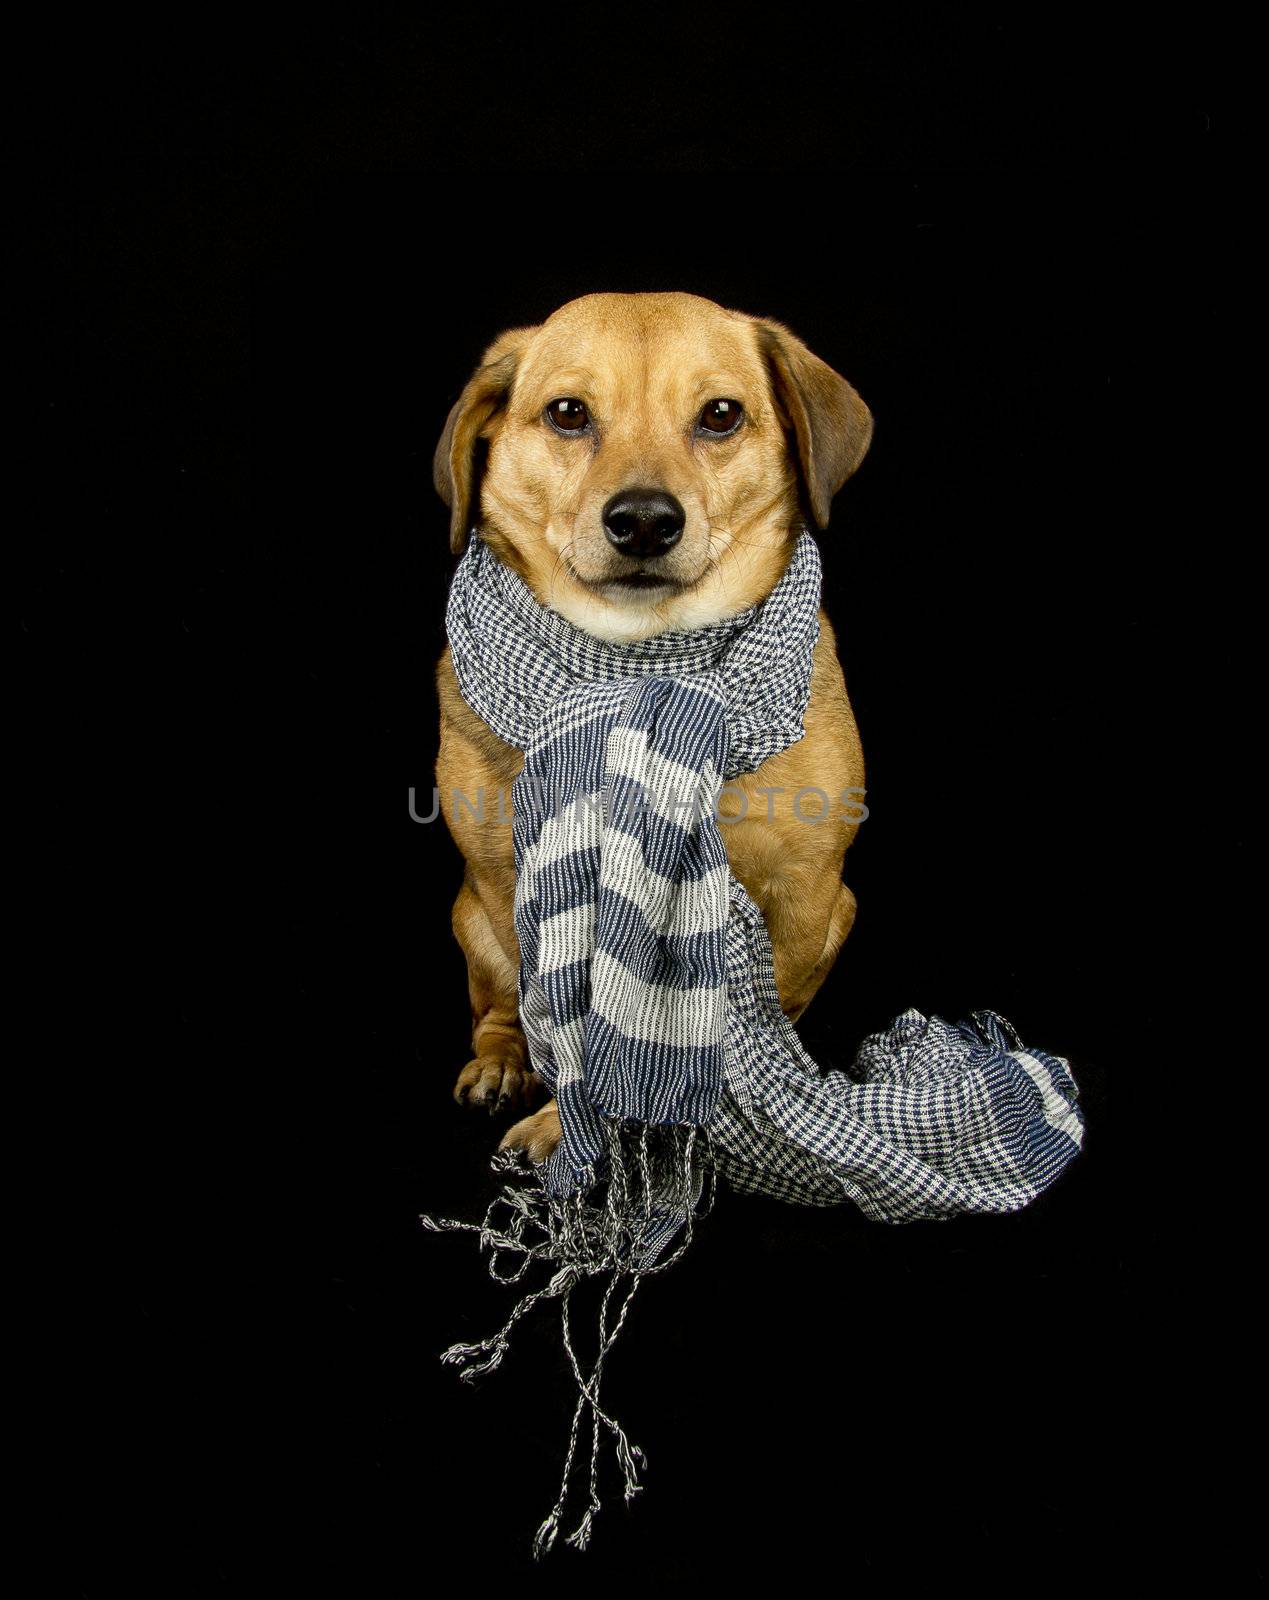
{"left": 702, "top": 525, "right": 743, "bottom": 595}
{"left": 545, "top": 538, "right": 578, "bottom": 610}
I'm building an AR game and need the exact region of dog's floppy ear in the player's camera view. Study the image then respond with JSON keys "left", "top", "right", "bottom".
{"left": 433, "top": 324, "right": 539, "bottom": 554}
{"left": 753, "top": 317, "right": 873, "bottom": 531}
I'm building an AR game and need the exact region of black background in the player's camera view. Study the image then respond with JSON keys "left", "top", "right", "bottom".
{"left": 33, "top": 12, "right": 1223, "bottom": 1595}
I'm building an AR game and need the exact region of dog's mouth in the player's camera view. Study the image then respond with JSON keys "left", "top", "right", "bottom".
{"left": 572, "top": 565, "right": 704, "bottom": 599}
{"left": 601, "top": 572, "right": 680, "bottom": 590}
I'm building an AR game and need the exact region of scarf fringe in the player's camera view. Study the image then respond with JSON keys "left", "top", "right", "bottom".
{"left": 420, "top": 1118, "right": 717, "bottom": 1557}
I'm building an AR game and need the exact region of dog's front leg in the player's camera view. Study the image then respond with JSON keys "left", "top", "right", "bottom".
{"left": 452, "top": 870, "right": 560, "bottom": 1155}
{"left": 450, "top": 871, "right": 540, "bottom": 1114}
{"left": 499, "top": 1099, "right": 561, "bottom": 1161}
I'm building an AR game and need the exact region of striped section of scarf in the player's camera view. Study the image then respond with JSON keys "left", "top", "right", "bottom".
{"left": 515, "top": 673, "right": 732, "bottom": 1187}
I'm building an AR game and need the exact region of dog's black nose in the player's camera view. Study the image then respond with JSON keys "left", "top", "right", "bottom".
{"left": 602, "top": 488, "right": 685, "bottom": 559}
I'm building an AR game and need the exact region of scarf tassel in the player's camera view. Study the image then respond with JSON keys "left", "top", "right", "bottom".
{"left": 421, "top": 1118, "right": 716, "bottom": 1557}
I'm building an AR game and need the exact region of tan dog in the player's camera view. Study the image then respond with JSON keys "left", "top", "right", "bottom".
{"left": 433, "top": 292, "right": 871, "bottom": 1164}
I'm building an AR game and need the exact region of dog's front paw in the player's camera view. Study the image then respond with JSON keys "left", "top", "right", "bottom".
{"left": 498, "top": 1101, "right": 561, "bottom": 1163}
{"left": 453, "top": 1055, "right": 540, "bottom": 1115}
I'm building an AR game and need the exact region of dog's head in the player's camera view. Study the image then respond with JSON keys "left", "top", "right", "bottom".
{"left": 434, "top": 292, "right": 872, "bottom": 641}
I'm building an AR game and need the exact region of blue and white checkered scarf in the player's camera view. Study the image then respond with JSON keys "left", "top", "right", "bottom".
{"left": 423, "top": 528, "right": 1084, "bottom": 1555}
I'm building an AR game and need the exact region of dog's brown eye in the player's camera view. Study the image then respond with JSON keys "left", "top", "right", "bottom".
{"left": 698, "top": 398, "right": 744, "bottom": 436}
{"left": 545, "top": 397, "right": 589, "bottom": 433}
